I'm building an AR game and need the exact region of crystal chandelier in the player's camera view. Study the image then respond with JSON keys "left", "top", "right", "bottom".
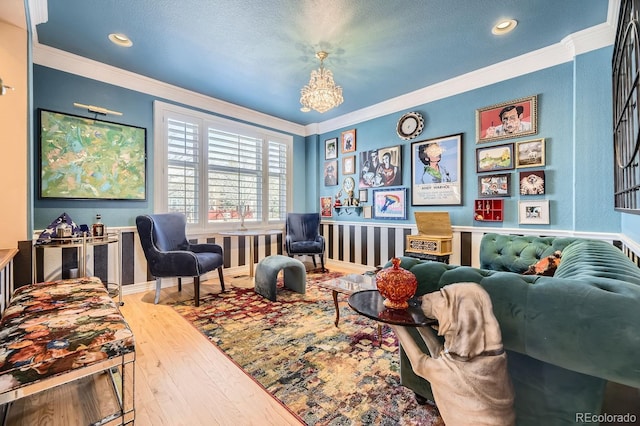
{"left": 300, "top": 51, "right": 344, "bottom": 113}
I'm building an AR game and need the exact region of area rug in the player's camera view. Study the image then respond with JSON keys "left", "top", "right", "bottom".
{"left": 172, "top": 271, "right": 442, "bottom": 425}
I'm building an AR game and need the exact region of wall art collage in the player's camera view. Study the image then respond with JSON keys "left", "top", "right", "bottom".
{"left": 474, "top": 94, "right": 549, "bottom": 224}
{"left": 322, "top": 95, "right": 549, "bottom": 224}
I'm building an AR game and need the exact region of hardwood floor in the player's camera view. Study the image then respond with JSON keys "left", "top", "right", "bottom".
{"left": 5, "top": 274, "right": 308, "bottom": 426}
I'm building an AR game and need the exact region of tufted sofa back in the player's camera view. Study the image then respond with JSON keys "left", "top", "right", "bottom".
{"left": 479, "top": 233, "right": 579, "bottom": 273}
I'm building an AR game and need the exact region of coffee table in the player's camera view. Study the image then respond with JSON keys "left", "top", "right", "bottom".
{"left": 317, "top": 273, "right": 377, "bottom": 328}
{"left": 348, "top": 290, "right": 437, "bottom": 327}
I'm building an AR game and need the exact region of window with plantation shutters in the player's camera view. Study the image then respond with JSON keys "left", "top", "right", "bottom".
{"left": 268, "top": 140, "right": 287, "bottom": 220}
{"left": 167, "top": 118, "right": 200, "bottom": 223}
{"left": 155, "top": 101, "right": 292, "bottom": 230}
{"left": 207, "top": 129, "right": 262, "bottom": 224}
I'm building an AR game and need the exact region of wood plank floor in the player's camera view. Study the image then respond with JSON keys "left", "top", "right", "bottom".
{"left": 6, "top": 272, "right": 312, "bottom": 426}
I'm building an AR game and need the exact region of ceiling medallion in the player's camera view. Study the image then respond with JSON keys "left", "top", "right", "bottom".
{"left": 300, "top": 51, "right": 344, "bottom": 113}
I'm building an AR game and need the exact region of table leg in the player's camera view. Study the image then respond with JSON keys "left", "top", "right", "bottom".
{"left": 332, "top": 290, "right": 340, "bottom": 327}
{"left": 377, "top": 323, "right": 383, "bottom": 340}
{"left": 248, "top": 236, "right": 255, "bottom": 278}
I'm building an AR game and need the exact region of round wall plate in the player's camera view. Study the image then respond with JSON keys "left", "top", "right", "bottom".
{"left": 397, "top": 112, "right": 424, "bottom": 140}
{"left": 342, "top": 176, "right": 355, "bottom": 193}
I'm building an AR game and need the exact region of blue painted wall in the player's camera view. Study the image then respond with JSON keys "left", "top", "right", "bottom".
{"left": 33, "top": 66, "right": 154, "bottom": 230}
{"left": 32, "top": 47, "right": 627, "bottom": 237}
{"left": 316, "top": 47, "right": 620, "bottom": 233}
{"left": 32, "top": 65, "right": 306, "bottom": 230}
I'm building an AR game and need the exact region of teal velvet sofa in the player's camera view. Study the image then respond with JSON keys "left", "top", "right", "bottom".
{"left": 392, "top": 233, "right": 640, "bottom": 426}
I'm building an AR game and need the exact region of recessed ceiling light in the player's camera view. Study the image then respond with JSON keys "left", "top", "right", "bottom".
{"left": 108, "top": 33, "right": 133, "bottom": 47}
{"left": 492, "top": 19, "right": 517, "bottom": 35}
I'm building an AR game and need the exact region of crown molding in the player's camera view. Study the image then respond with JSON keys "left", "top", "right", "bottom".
{"left": 27, "top": 0, "right": 47, "bottom": 38}
{"left": 32, "top": 43, "right": 307, "bottom": 137}
{"left": 315, "top": 22, "right": 616, "bottom": 135}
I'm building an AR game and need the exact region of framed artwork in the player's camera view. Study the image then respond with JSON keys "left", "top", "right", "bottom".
{"left": 341, "top": 128, "right": 356, "bottom": 153}
{"left": 411, "top": 133, "right": 463, "bottom": 205}
{"left": 516, "top": 138, "right": 545, "bottom": 168}
{"left": 323, "top": 160, "right": 338, "bottom": 186}
{"left": 342, "top": 155, "right": 356, "bottom": 175}
{"left": 476, "top": 95, "right": 538, "bottom": 143}
{"left": 320, "top": 196, "right": 333, "bottom": 217}
{"left": 358, "top": 189, "right": 368, "bottom": 203}
{"left": 363, "top": 205, "right": 373, "bottom": 219}
{"left": 38, "top": 109, "right": 147, "bottom": 200}
{"left": 372, "top": 187, "right": 408, "bottom": 220}
{"left": 519, "top": 200, "right": 550, "bottom": 224}
{"left": 476, "top": 143, "right": 514, "bottom": 173}
{"left": 478, "top": 173, "right": 510, "bottom": 197}
{"left": 358, "top": 145, "right": 402, "bottom": 188}
{"left": 325, "top": 137, "right": 338, "bottom": 160}
{"left": 519, "top": 170, "right": 545, "bottom": 195}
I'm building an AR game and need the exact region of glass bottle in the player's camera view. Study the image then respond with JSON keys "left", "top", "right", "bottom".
{"left": 92, "top": 214, "right": 105, "bottom": 237}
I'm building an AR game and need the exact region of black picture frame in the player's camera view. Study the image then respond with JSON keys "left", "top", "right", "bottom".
{"left": 411, "top": 133, "right": 463, "bottom": 205}
{"left": 38, "top": 109, "right": 147, "bottom": 200}
{"left": 478, "top": 173, "right": 511, "bottom": 197}
{"left": 475, "top": 143, "right": 514, "bottom": 173}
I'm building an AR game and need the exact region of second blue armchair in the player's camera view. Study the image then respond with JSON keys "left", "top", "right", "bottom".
{"left": 285, "top": 213, "right": 326, "bottom": 272}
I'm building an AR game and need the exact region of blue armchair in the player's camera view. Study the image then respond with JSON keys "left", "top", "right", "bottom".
{"left": 285, "top": 213, "right": 326, "bottom": 272}
{"left": 135, "top": 213, "right": 225, "bottom": 307}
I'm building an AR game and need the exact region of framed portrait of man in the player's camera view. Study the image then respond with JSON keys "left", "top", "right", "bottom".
{"left": 476, "top": 95, "right": 538, "bottom": 143}
{"left": 323, "top": 160, "right": 338, "bottom": 186}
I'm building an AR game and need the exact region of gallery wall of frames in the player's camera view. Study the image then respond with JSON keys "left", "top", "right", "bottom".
{"left": 321, "top": 94, "right": 551, "bottom": 226}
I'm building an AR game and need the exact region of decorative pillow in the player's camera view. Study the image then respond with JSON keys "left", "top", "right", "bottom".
{"left": 523, "top": 250, "right": 562, "bottom": 276}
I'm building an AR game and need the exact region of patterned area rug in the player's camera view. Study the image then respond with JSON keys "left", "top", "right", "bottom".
{"left": 172, "top": 271, "right": 442, "bottom": 425}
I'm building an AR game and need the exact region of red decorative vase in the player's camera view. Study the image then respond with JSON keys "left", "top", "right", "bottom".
{"left": 376, "top": 258, "right": 418, "bottom": 309}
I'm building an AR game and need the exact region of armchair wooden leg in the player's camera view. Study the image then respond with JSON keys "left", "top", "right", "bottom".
{"left": 218, "top": 267, "right": 225, "bottom": 292}
{"left": 194, "top": 276, "right": 200, "bottom": 307}
{"left": 311, "top": 255, "right": 317, "bottom": 268}
{"left": 154, "top": 278, "right": 162, "bottom": 304}
{"left": 178, "top": 277, "right": 182, "bottom": 292}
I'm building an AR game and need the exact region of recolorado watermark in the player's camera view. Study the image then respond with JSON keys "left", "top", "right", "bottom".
{"left": 576, "top": 412, "right": 637, "bottom": 423}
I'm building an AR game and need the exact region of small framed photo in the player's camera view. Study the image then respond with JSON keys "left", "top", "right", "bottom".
{"left": 476, "top": 95, "right": 537, "bottom": 143}
{"left": 476, "top": 143, "right": 514, "bottom": 173}
{"left": 343, "top": 155, "right": 356, "bottom": 175}
{"left": 519, "top": 200, "right": 550, "bottom": 224}
{"left": 372, "top": 187, "right": 408, "bottom": 220}
{"left": 324, "top": 160, "right": 338, "bottom": 186}
{"left": 478, "top": 173, "right": 510, "bottom": 197}
{"left": 363, "top": 205, "right": 373, "bottom": 219}
{"left": 358, "top": 189, "right": 368, "bottom": 203}
{"left": 519, "top": 170, "right": 545, "bottom": 195}
{"left": 341, "top": 128, "right": 356, "bottom": 153}
{"left": 325, "top": 137, "right": 338, "bottom": 160}
{"left": 516, "top": 138, "right": 545, "bottom": 168}
{"left": 320, "top": 196, "right": 333, "bottom": 217}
